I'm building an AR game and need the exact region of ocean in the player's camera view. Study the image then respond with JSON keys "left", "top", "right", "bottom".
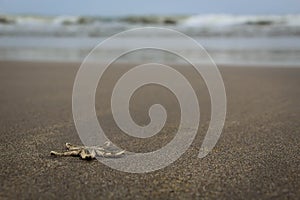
{"left": 0, "top": 14, "right": 300, "bottom": 66}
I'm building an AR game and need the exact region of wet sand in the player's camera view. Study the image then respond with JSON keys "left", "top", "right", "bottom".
{"left": 0, "top": 61, "right": 299, "bottom": 199}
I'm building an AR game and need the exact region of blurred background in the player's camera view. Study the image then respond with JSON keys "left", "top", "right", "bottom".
{"left": 1, "top": 1, "right": 300, "bottom": 199}
{"left": 0, "top": 0, "right": 300, "bottom": 66}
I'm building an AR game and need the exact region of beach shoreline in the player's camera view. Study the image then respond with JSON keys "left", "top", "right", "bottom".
{"left": 0, "top": 60, "right": 299, "bottom": 199}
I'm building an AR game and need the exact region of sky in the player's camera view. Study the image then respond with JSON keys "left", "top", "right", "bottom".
{"left": 0, "top": 0, "right": 299, "bottom": 16}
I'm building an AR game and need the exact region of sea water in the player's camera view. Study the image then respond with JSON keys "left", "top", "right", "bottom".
{"left": 0, "top": 14, "right": 300, "bottom": 66}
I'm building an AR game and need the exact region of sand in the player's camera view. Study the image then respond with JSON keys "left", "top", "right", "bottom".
{"left": 0, "top": 61, "right": 299, "bottom": 199}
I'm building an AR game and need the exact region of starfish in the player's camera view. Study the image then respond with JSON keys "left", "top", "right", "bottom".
{"left": 50, "top": 141, "right": 125, "bottom": 160}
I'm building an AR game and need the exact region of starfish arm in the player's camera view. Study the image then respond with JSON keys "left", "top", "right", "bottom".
{"left": 95, "top": 149, "right": 105, "bottom": 157}
{"left": 79, "top": 149, "right": 94, "bottom": 160}
{"left": 65, "top": 143, "right": 83, "bottom": 150}
{"left": 104, "top": 141, "right": 111, "bottom": 147}
{"left": 115, "top": 150, "right": 125, "bottom": 156}
{"left": 95, "top": 149, "right": 125, "bottom": 158}
{"left": 50, "top": 150, "right": 81, "bottom": 156}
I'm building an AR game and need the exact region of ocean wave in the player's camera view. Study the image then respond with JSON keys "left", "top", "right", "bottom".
{"left": 0, "top": 14, "right": 300, "bottom": 37}
{"left": 181, "top": 14, "right": 300, "bottom": 27}
{"left": 0, "top": 14, "right": 187, "bottom": 26}
{"left": 119, "top": 15, "right": 187, "bottom": 25}
{"left": 0, "top": 15, "right": 15, "bottom": 24}
{"left": 1, "top": 14, "right": 300, "bottom": 27}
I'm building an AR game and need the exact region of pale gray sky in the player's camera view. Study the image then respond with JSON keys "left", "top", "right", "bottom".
{"left": 0, "top": 0, "right": 299, "bottom": 16}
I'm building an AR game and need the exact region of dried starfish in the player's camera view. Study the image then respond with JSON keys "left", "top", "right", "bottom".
{"left": 50, "top": 141, "right": 125, "bottom": 160}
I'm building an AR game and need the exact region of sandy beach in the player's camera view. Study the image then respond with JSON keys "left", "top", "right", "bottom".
{"left": 0, "top": 60, "right": 299, "bottom": 199}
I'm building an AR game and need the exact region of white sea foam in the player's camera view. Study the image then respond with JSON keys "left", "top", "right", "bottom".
{"left": 52, "top": 15, "right": 80, "bottom": 25}
{"left": 14, "top": 16, "right": 52, "bottom": 25}
{"left": 2, "top": 14, "right": 299, "bottom": 27}
{"left": 181, "top": 14, "right": 299, "bottom": 27}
